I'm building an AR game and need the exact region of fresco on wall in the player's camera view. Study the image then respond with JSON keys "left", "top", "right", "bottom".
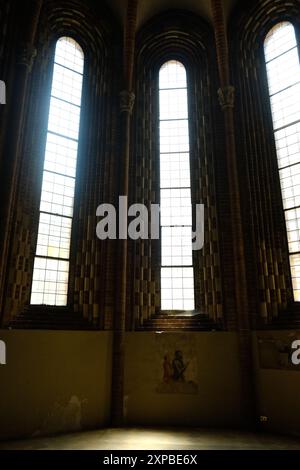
{"left": 155, "top": 333, "right": 198, "bottom": 394}
{"left": 258, "top": 332, "right": 300, "bottom": 371}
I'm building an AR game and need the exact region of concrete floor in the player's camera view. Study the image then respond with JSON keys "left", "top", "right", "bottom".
{"left": 0, "top": 427, "right": 300, "bottom": 450}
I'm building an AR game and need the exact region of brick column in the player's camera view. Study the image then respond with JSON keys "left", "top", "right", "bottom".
{"left": 0, "top": 1, "right": 43, "bottom": 322}
{"left": 111, "top": 0, "right": 138, "bottom": 426}
{"left": 210, "top": 0, "right": 256, "bottom": 427}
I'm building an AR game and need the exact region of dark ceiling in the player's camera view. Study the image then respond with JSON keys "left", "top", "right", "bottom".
{"left": 108, "top": 0, "right": 239, "bottom": 29}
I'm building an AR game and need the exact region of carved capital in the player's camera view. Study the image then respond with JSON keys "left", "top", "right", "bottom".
{"left": 17, "top": 44, "right": 37, "bottom": 71}
{"left": 120, "top": 90, "right": 135, "bottom": 114}
{"left": 218, "top": 85, "right": 235, "bottom": 109}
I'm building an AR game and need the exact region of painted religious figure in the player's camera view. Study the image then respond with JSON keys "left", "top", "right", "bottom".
{"left": 157, "top": 349, "right": 198, "bottom": 394}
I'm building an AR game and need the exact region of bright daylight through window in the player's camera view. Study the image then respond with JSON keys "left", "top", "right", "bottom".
{"left": 264, "top": 22, "right": 300, "bottom": 300}
{"left": 159, "top": 60, "right": 195, "bottom": 311}
{"left": 30, "top": 37, "right": 84, "bottom": 306}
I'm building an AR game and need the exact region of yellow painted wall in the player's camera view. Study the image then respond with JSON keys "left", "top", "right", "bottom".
{"left": 0, "top": 330, "right": 243, "bottom": 440}
{"left": 0, "top": 330, "right": 113, "bottom": 440}
{"left": 1, "top": 328, "right": 299, "bottom": 440}
{"left": 253, "top": 331, "right": 300, "bottom": 437}
{"left": 124, "top": 331, "right": 243, "bottom": 426}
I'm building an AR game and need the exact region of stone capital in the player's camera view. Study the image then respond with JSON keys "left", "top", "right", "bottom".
{"left": 17, "top": 44, "right": 37, "bottom": 71}
{"left": 120, "top": 90, "right": 135, "bottom": 114}
{"left": 218, "top": 85, "right": 235, "bottom": 109}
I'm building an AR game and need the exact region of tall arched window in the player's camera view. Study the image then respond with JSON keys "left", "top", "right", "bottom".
{"left": 264, "top": 22, "right": 300, "bottom": 301}
{"left": 159, "top": 60, "right": 195, "bottom": 311}
{"left": 30, "top": 37, "right": 84, "bottom": 306}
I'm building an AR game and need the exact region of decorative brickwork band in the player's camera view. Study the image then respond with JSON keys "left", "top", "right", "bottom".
{"left": 120, "top": 90, "right": 135, "bottom": 114}
{"left": 218, "top": 85, "right": 235, "bottom": 109}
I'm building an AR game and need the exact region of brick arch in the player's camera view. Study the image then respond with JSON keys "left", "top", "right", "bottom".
{"left": 39, "top": 0, "right": 118, "bottom": 55}
{"left": 229, "top": 0, "right": 300, "bottom": 324}
{"left": 3, "top": 0, "right": 122, "bottom": 328}
{"left": 129, "top": 10, "right": 226, "bottom": 329}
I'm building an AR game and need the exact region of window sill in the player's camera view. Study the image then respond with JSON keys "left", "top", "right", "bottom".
{"left": 138, "top": 311, "right": 222, "bottom": 331}
{"left": 159, "top": 310, "right": 201, "bottom": 317}
{"left": 5, "top": 305, "right": 98, "bottom": 331}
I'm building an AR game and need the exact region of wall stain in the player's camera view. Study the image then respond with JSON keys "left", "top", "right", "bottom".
{"left": 33, "top": 395, "right": 87, "bottom": 436}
